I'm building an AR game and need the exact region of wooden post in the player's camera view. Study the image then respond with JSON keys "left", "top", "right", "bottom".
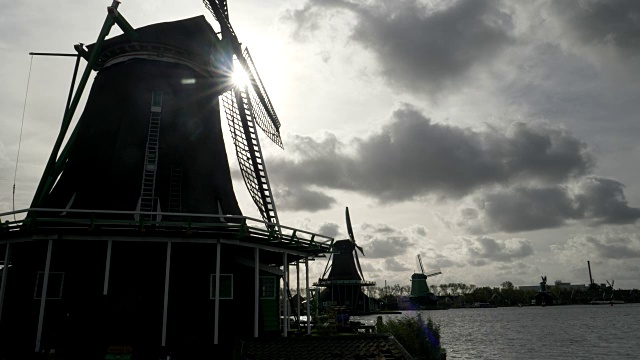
{"left": 35, "top": 240, "right": 53, "bottom": 353}
{"left": 296, "top": 261, "right": 300, "bottom": 329}
{"left": 305, "top": 258, "right": 310, "bottom": 334}
{"left": 161, "top": 241, "right": 171, "bottom": 346}
{"left": 0, "top": 244, "right": 11, "bottom": 322}
{"left": 283, "top": 252, "right": 288, "bottom": 337}
{"left": 254, "top": 248, "right": 259, "bottom": 338}
{"left": 214, "top": 243, "right": 221, "bottom": 344}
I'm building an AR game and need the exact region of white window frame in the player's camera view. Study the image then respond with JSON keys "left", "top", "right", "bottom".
{"left": 34, "top": 271, "right": 65, "bottom": 300}
{"left": 210, "top": 274, "right": 233, "bottom": 299}
{"left": 260, "top": 276, "right": 277, "bottom": 299}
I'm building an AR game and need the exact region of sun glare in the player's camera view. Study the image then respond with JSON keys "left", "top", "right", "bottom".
{"left": 232, "top": 67, "right": 250, "bottom": 87}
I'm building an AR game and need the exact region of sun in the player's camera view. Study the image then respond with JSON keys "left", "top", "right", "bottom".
{"left": 232, "top": 65, "right": 250, "bottom": 88}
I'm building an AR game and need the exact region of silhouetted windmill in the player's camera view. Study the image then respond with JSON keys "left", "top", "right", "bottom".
{"left": 29, "top": 0, "right": 285, "bottom": 229}
{"left": 315, "top": 207, "right": 376, "bottom": 313}
{"left": 1, "top": 1, "right": 337, "bottom": 357}
{"left": 409, "top": 254, "right": 441, "bottom": 306}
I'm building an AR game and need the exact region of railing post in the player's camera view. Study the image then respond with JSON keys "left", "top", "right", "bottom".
{"left": 305, "top": 258, "right": 310, "bottom": 335}
{"left": 35, "top": 240, "right": 53, "bottom": 353}
{"left": 0, "top": 244, "right": 11, "bottom": 323}
{"left": 282, "top": 252, "right": 288, "bottom": 337}
{"left": 254, "top": 248, "right": 259, "bottom": 338}
{"left": 214, "top": 243, "right": 221, "bottom": 344}
{"left": 161, "top": 241, "right": 171, "bottom": 346}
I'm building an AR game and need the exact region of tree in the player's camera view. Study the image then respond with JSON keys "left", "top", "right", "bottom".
{"left": 439, "top": 284, "right": 449, "bottom": 296}
{"left": 501, "top": 281, "right": 514, "bottom": 291}
{"left": 430, "top": 285, "right": 438, "bottom": 294}
{"left": 448, "top": 283, "right": 460, "bottom": 295}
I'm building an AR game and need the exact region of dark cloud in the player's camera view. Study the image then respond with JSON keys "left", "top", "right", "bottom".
{"left": 364, "top": 235, "right": 413, "bottom": 259}
{"left": 412, "top": 226, "right": 427, "bottom": 237}
{"left": 552, "top": 233, "right": 640, "bottom": 262}
{"left": 285, "top": 0, "right": 514, "bottom": 95}
{"left": 273, "top": 186, "right": 336, "bottom": 212}
{"left": 458, "top": 177, "right": 640, "bottom": 233}
{"left": 362, "top": 223, "right": 395, "bottom": 234}
{"left": 584, "top": 234, "right": 640, "bottom": 259}
{"left": 384, "top": 258, "right": 411, "bottom": 272}
{"left": 574, "top": 177, "right": 640, "bottom": 225}
{"left": 269, "top": 105, "right": 594, "bottom": 202}
{"left": 317, "top": 221, "right": 341, "bottom": 238}
{"left": 462, "top": 236, "right": 534, "bottom": 266}
{"left": 552, "top": 0, "right": 640, "bottom": 54}
{"left": 360, "top": 223, "right": 414, "bottom": 259}
{"left": 422, "top": 250, "right": 464, "bottom": 270}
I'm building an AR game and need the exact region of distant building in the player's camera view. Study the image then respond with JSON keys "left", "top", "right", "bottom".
{"left": 519, "top": 282, "right": 588, "bottom": 292}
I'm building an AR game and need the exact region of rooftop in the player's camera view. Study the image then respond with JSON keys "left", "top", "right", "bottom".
{"left": 237, "top": 334, "right": 414, "bottom": 360}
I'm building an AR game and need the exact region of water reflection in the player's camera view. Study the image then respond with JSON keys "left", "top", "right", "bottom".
{"left": 353, "top": 304, "right": 640, "bottom": 359}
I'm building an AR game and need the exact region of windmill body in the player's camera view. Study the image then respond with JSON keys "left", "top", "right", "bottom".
{"left": 0, "top": 2, "right": 334, "bottom": 358}
{"left": 409, "top": 255, "right": 440, "bottom": 307}
{"left": 42, "top": 16, "right": 241, "bottom": 218}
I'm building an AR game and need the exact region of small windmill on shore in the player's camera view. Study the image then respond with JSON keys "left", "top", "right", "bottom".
{"left": 409, "top": 254, "right": 441, "bottom": 304}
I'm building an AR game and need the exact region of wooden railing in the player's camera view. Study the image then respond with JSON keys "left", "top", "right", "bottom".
{"left": 0, "top": 208, "right": 333, "bottom": 251}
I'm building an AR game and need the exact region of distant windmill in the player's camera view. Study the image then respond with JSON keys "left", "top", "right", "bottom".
{"left": 606, "top": 280, "right": 615, "bottom": 300}
{"left": 314, "top": 207, "right": 376, "bottom": 312}
{"left": 409, "top": 254, "right": 441, "bottom": 304}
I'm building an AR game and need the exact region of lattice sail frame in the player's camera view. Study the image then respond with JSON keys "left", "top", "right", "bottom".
{"left": 243, "top": 48, "right": 283, "bottom": 148}
{"left": 204, "top": 0, "right": 282, "bottom": 226}
{"left": 221, "top": 88, "right": 279, "bottom": 227}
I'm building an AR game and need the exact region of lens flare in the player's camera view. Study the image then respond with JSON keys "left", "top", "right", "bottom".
{"left": 232, "top": 67, "right": 250, "bottom": 87}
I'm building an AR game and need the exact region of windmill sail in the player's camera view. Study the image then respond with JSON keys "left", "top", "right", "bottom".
{"left": 221, "top": 87, "right": 278, "bottom": 226}
{"left": 204, "top": 0, "right": 283, "bottom": 226}
{"left": 204, "top": 0, "right": 282, "bottom": 145}
{"left": 243, "top": 48, "right": 283, "bottom": 148}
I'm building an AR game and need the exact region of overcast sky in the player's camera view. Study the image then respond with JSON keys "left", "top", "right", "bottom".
{"left": 1, "top": 0, "right": 639, "bottom": 289}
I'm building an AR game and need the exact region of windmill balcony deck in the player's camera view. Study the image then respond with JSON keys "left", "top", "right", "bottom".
{"left": 0, "top": 208, "right": 333, "bottom": 256}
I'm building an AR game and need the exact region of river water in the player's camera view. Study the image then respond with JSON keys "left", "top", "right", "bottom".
{"left": 354, "top": 304, "right": 640, "bottom": 359}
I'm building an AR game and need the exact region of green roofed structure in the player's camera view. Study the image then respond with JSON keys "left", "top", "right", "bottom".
{"left": 409, "top": 255, "right": 441, "bottom": 307}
